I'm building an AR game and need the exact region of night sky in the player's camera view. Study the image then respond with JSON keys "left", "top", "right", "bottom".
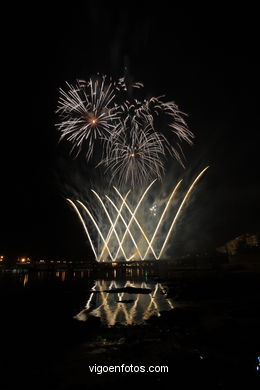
{"left": 1, "top": 2, "right": 259, "bottom": 260}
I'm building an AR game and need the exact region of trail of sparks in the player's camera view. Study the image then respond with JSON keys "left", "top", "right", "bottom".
{"left": 66, "top": 199, "right": 98, "bottom": 260}
{"left": 91, "top": 189, "right": 129, "bottom": 262}
{"left": 157, "top": 166, "right": 209, "bottom": 258}
{"left": 98, "top": 190, "right": 131, "bottom": 261}
{"left": 113, "top": 180, "right": 157, "bottom": 260}
{"left": 67, "top": 168, "right": 209, "bottom": 261}
{"left": 76, "top": 200, "right": 114, "bottom": 261}
{"left": 143, "top": 179, "right": 183, "bottom": 260}
{"left": 113, "top": 186, "right": 158, "bottom": 259}
{"left": 105, "top": 195, "right": 142, "bottom": 260}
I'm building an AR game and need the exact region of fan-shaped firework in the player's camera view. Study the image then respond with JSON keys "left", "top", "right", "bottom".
{"left": 56, "top": 75, "right": 120, "bottom": 160}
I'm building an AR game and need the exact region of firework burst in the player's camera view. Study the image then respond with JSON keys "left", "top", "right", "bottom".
{"left": 56, "top": 74, "right": 194, "bottom": 186}
{"left": 144, "top": 96, "right": 195, "bottom": 167}
{"left": 56, "top": 75, "right": 120, "bottom": 160}
{"left": 101, "top": 121, "right": 165, "bottom": 187}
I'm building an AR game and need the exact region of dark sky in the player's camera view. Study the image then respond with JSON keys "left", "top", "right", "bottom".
{"left": 1, "top": 2, "right": 259, "bottom": 260}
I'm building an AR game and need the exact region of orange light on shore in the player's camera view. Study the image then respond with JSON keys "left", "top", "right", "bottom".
{"left": 18, "top": 257, "right": 31, "bottom": 264}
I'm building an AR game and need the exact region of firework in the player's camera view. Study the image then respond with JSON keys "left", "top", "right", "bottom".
{"left": 56, "top": 74, "right": 194, "bottom": 186}
{"left": 111, "top": 84, "right": 194, "bottom": 170}
{"left": 101, "top": 121, "right": 166, "bottom": 187}
{"left": 56, "top": 75, "right": 120, "bottom": 160}
{"left": 57, "top": 74, "right": 208, "bottom": 262}
{"left": 67, "top": 167, "right": 209, "bottom": 262}
{"left": 144, "top": 96, "right": 195, "bottom": 167}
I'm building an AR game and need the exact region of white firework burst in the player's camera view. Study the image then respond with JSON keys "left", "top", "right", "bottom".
{"left": 55, "top": 74, "right": 195, "bottom": 186}
{"left": 144, "top": 96, "right": 195, "bottom": 167}
{"left": 101, "top": 120, "right": 166, "bottom": 187}
{"left": 56, "top": 75, "right": 120, "bottom": 160}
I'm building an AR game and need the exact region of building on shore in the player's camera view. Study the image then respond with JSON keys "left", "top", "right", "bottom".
{"left": 216, "top": 233, "right": 260, "bottom": 264}
{"left": 217, "top": 233, "right": 259, "bottom": 256}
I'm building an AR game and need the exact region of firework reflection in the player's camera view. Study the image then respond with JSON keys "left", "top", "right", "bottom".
{"left": 74, "top": 280, "right": 174, "bottom": 326}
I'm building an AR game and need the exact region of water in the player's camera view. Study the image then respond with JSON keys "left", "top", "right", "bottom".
{"left": 1, "top": 267, "right": 259, "bottom": 389}
{"left": 74, "top": 279, "right": 174, "bottom": 325}
{"left": 0, "top": 268, "right": 173, "bottom": 326}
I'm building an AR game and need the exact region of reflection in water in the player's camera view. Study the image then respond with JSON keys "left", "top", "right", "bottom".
{"left": 74, "top": 280, "right": 174, "bottom": 326}
{"left": 23, "top": 273, "right": 29, "bottom": 287}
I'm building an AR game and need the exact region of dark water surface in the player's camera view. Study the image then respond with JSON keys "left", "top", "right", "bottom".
{"left": 0, "top": 267, "right": 260, "bottom": 389}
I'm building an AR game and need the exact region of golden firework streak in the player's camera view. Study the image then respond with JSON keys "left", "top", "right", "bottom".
{"left": 76, "top": 200, "right": 114, "bottom": 261}
{"left": 105, "top": 195, "right": 142, "bottom": 260}
{"left": 67, "top": 167, "right": 209, "bottom": 261}
{"left": 91, "top": 190, "right": 129, "bottom": 262}
{"left": 98, "top": 190, "right": 131, "bottom": 261}
{"left": 143, "top": 179, "right": 183, "bottom": 260}
{"left": 66, "top": 199, "right": 98, "bottom": 260}
{"left": 158, "top": 166, "right": 209, "bottom": 258}
{"left": 113, "top": 180, "right": 157, "bottom": 260}
{"left": 112, "top": 187, "right": 157, "bottom": 259}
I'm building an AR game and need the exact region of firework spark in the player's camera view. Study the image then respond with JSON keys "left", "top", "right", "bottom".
{"left": 144, "top": 96, "right": 195, "bottom": 167}
{"left": 101, "top": 121, "right": 166, "bottom": 187}
{"left": 56, "top": 74, "right": 194, "bottom": 186}
{"left": 67, "top": 167, "right": 209, "bottom": 262}
{"left": 56, "top": 75, "right": 120, "bottom": 160}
